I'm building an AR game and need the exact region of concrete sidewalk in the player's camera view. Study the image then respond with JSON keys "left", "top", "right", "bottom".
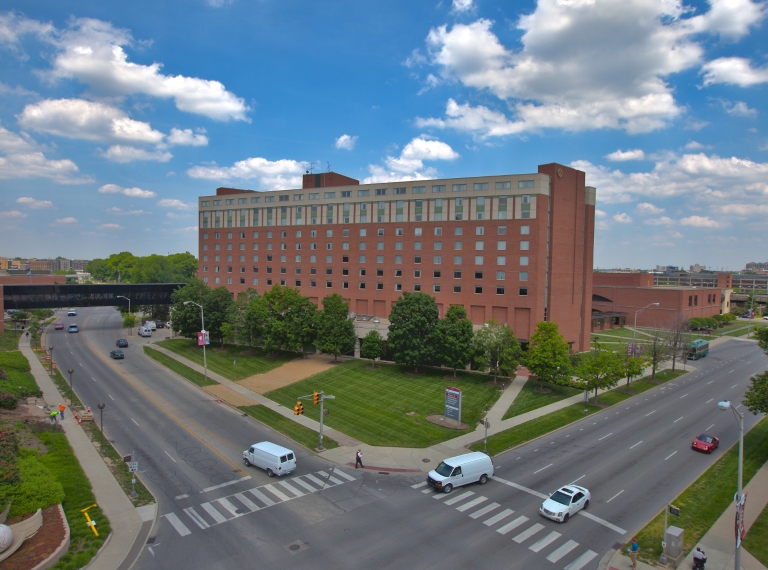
{"left": 18, "top": 333, "right": 155, "bottom": 570}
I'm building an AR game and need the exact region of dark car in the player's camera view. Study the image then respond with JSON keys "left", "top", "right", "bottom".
{"left": 692, "top": 433, "right": 719, "bottom": 453}
{"left": 54, "top": 323, "right": 64, "bottom": 330}
{"left": 155, "top": 321, "right": 165, "bottom": 329}
{"left": 110, "top": 349, "right": 124, "bottom": 359}
{"left": 116, "top": 339, "right": 129, "bottom": 347}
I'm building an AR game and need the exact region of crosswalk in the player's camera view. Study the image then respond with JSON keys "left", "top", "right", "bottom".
{"left": 162, "top": 467, "right": 357, "bottom": 537}
{"left": 410, "top": 481, "right": 598, "bottom": 570}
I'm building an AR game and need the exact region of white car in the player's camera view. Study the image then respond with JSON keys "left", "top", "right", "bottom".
{"left": 540, "top": 485, "right": 591, "bottom": 523}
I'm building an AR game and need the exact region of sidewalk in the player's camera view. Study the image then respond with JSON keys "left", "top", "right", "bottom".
{"left": 18, "top": 334, "right": 155, "bottom": 570}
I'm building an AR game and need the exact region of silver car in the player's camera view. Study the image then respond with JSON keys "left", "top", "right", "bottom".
{"left": 539, "top": 485, "right": 591, "bottom": 523}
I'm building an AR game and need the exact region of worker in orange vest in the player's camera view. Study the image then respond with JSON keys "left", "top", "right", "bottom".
{"left": 59, "top": 403, "right": 65, "bottom": 420}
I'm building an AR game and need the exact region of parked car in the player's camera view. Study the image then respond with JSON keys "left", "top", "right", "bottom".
{"left": 692, "top": 433, "right": 719, "bottom": 453}
{"left": 540, "top": 485, "right": 591, "bottom": 523}
{"left": 110, "top": 349, "right": 124, "bottom": 359}
{"left": 426, "top": 452, "right": 494, "bottom": 494}
{"left": 54, "top": 323, "right": 64, "bottom": 330}
{"left": 67, "top": 309, "right": 77, "bottom": 316}
{"left": 243, "top": 442, "right": 296, "bottom": 477}
{"left": 155, "top": 320, "right": 165, "bottom": 329}
{"left": 116, "top": 339, "right": 128, "bottom": 347}
{"left": 138, "top": 327, "right": 152, "bottom": 337}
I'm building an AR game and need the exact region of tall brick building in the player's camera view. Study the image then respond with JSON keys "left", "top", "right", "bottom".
{"left": 197, "top": 163, "right": 595, "bottom": 352}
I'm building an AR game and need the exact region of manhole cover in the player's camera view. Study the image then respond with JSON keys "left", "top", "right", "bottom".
{"left": 422, "top": 458, "right": 431, "bottom": 463}
{"left": 284, "top": 540, "right": 308, "bottom": 555}
{"left": 289, "top": 544, "right": 300, "bottom": 551}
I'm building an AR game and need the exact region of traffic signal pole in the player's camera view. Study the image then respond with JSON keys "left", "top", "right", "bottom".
{"left": 294, "top": 390, "right": 335, "bottom": 450}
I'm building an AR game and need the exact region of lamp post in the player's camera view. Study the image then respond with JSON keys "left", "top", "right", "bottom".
{"left": 98, "top": 403, "right": 106, "bottom": 452}
{"left": 48, "top": 346, "right": 54, "bottom": 376}
{"left": 67, "top": 368, "right": 74, "bottom": 406}
{"left": 717, "top": 400, "right": 744, "bottom": 570}
{"left": 117, "top": 295, "right": 132, "bottom": 336}
{"left": 183, "top": 301, "right": 208, "bottom": 384}
{"left": 632, "top": 302, "right": 660, "bottom": 356}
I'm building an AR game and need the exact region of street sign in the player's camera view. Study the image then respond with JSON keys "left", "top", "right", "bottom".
{"left": 735, "top": 493, "right": 747, "bottom": 547}
{"left": 128, "top": 461, "right": 138, "bottom": 473}
{"left": 626, "top": 343, "right": 633, "bottom": 357}
{"left": 445, "top": 386, "right": 462, "bottom": 423}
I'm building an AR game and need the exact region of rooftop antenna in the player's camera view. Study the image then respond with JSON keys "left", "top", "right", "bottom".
{"left": 326, "top": 161, "right": 332, "bottom": 172}
{"left": 306, "top": 161, "right": 316, "bottom": 174}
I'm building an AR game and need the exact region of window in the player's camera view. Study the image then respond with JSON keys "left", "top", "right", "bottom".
{"left": 453, "top": 285, "right": 462, "bottom": 293}
{"left": 342, "top": 242, "right": 349, "bottom": 250}
{"left": 521, "top": 225, "right": 530, "bottom": 235}
{"left": 326, "top": 281, "right": 332, "bottom": 288}
{"left": 253, "top": 255, "right": 258, "bottom": 262}
{"left": 360, "top": 228, "right": 367, "bottom": 236}
{"left": 225, "top": 199, "right": 235, "bottom": 205}
{"left": 412, "top": 283, "right": 421, "bottom": 292}
{"left": 357, "top": 189, "right": 370, "bottom": 197}
{"left": 496, "top": 271, "right": 505, "bottom": 280}
{"left": 310, "top": 255, "right": 316, "bottom": 262}
{"left": 359, "top": 268, "right": 367, "bottom": 276}
{"left": 215, "top": 244, "right": 221, "bottom": 251}
{"left": 496, "top": 287, "right": 505, "bottom": 295}
{"left": 435, "top": 227, "right": 442, "bottom": 236}
{"left": 519, "top": 287, "right": 528, "bottom": 296}
{"left": 342, "top": 268, "right": 349, "bottom": 276}
{"left": 497, "top": 241, "right": 507, "bottom": 250}
{"left": 294, "top": 194, "right": 303, "bottom": 201}
{"left": 414, "top": 241, "right": 422, "bottom": 250}
{"left": 475, "top": 271, "right": 483, "bottom": 279}
{"left": 342, "top": 281, "right": 349, "bottom": 289}
{"left": 310, "top": 267, "right": 317, "bottom": 274}
{"left": 326, "top": 268, "right": 333, "bottom": 275}
{"left": 414, "top": 256, "right": 422, "bottom": 264}
{"left": 412, "top": 186, "right": 425, "bottom": 194}
{"left": 453, "top": 270, "right": 462, "bottom": 279}
{"left": 454, "top": 226, "right": 463, "bottom": 235}
{"left": 227, "top": 243, "right": 233, "bottom": 250}
{"left": 520, "top": 241, "right": 530, "bottom": 250}
{"left": 341, "top": 191, "right": 351, "bottom": 198}
{"left": 694, "top": 295, "right": 698, "bottom": 306}
{"left": 475, "top": 256, "right": 484, "bottom": 265}
{"left": 454, "top": 241, "right": 463, "bottom": 250}
{"left": 519, "top": 256, "right": 528, "bottom": 265}
{"left": 395, "top": 255, "right": 403, "bottom": 264}
{"left": 476, "top": 226, "right": 485, "bottom": 235}
{"left": 203, "top": 244, "right": 209, "bottom": 251}
{"left": 295, "top": 255, "right": 301, "bottom": 262}
{"left": 251, "top": 278, "right": 258, "bottom": 285}
{"left": 377, "top": 255, "right": 384, "bottom": 263}
{"left": 394, "top": 187, "right": 406, "bottom": 195}
{"left": 359, "top": 282, "right": 366, "bottom": 289}
{"left": 324, "top": 192, "right": 336, "bottom": 199}
{"left": 377, "top": 228, "right": 384, "bottom": 236}
{"left": 201, "top": 202, "right": 210, "bottom": 208}
{"left": 474, "top": 182, "right": 488, "bottom": 190}
{"left": 454, "top": 256, "right": 462, "bottom": 264}
{"left": 474, "top": 286, "right": 483, "bottom": 294}
{"left": 396, "top": 228, "right": 403, "bottom": 236}
{"left": 518, "top": 180, "right": 535, "bottom": 189}
{"left": 280, "top": 267, "right": 286, "bottom": 274}
{"left": 279, "top": 195, "right": 289, "bottom": 202}
{"left": 266, "top": 267, "right": 272, "bottom": 274}
{"left": 395, "top": 283, "right": 402, "bottom": 291}
{"left": 310, "top": 280, "right": 316, "bottom": 287}
{"left": 203, "top": 266, "right": 209, "bottom": 272}
{"left": 295, "top": 280, "right": 302, "bottom": 287}
{"left": 395, "top": 269, "right": 402, "bottom": 277}
{"left": 496, "top": 181, "right": 512, "bottom": 189}
{"left": 359, "top": 255, "right": 367, "bottom": 263}
{"left": 265, "top": 196, "right": 274, "bottom": 203}
{"left": 377, "top": 282, "right": 384, "bottom": 290}
{"left": 214, "top": 277, "right": 220, "bottom": 283}
{"left": 375, "top": 188, "right": 387, "bottom": 196}
{"left": 452, "top": 184, "right": 466, "bottom": 192}
{"left": 519, "top": 271, "right": 528, "bottom": 281}
{"left": 295, "top": 267, "right": 301, "bottom": 274}
{"left": 395, "top": 242, "right": 403, "bottom": 250}
{"left": 434, "top": 241, "right": 442, "bottom": 250}
{"left": 433, "top": 284, "right": 441, "bottom": 293}
{"left": 309, "top": 193, "right": 319, "bottom": 200}
{"left": 475, "top": 242, "right": 484, "bottom": 250}
{"left": 432, "top": 185, "right": 446, "bottom": 193}
{"left": 251, "top": 197, "right": 261, "bottom": 203}
{"left": 434, "top": 255, "right": 442, "bottom": 264}
{"left": 376, "top": 269, "right": 384, "bottom": 277}
{"left": 433, "top": 270, "right": 442, "bottom": 278}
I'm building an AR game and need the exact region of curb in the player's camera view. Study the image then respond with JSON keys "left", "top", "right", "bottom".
{"left": 31, "top": 504, "right": 71, "bottom": 570}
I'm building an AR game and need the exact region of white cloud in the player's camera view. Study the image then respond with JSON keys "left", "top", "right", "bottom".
{"left": 605, "top": 149, "right": 645, "bottom": 162}
{"left": 684, "top": 140, "right": 706, "bottom": 150}
{"left": 363, "top": 136, "right": 459, "bottom": 183}
{"left": 0, "top": 12, "right": 53, "bottom": 55}
{"left": 594, "top": 209, "right": 607, "bottom": 218}
{"left": 98, "top": 223, "right": 124, "bottom": 230}
{"left": 680, "top": 215, "right": 724, "bottom": 228}
{"left": 0, "top": 126, "right": 37, "bottom": 153}
{"left": 644, "top": 216, "right": 675, "bottom": 225}
{"left": 167, "top": 128, "right": 208, "bottom": 146}
{"left": 0, "top": 125, "right": 91, "bottom": 184}
{"left": 157, "top": 198, "right": 196, "bottom": 210}
{"left": 187, "top": 156, "right": 305, "bottom": 189}
{"left": 101, "top": 145, "right": 172, "bottom": 163}
{"left": 106, "top": 207, "right": 147, "bottom": 215}
{"left": 165, "top": 212, "right": 192, "bottom": 219}
{"left": 0, "top": 210, "right": 26, "bottom": 219}
{"left": 612, "top": 213, "right": 633, "bottom": 224}
{"left": 51, "top": 217, "right": 78, "bottom": 226}
{"left": 451, "top": 0, "right": 474, "bottom": 14}
{"left": 701, "top": 57, "right": 768, "bottom": 87}
{"left": 98, "top": 184, "right": 156, "bottom": 198}
{"left": 18, "top": 99, "right": 164, "bottom": 144}
{"left": 416, "top": 0, "right": 766, "bottom": 137}
{"left": 721, "top": 204, "right": 768, "bottom": 216}
{"left": 334, "top": 134, "right": 358, "bottom": 150}
{"left": 636, "top": 202, "right": 665, "bottom": 215}
{"left": 724, "top": 101, "right": 758, "bottom": 118}
{"left": 16, "top": 196, "right": 53, "bottom": 209}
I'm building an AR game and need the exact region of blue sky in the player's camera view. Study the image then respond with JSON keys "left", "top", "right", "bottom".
{"left": 1, "top": 0, "right": 766, "bottom": 270}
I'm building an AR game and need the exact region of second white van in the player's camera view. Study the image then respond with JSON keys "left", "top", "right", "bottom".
{"left": 427, "top": 452, "right": 494, "bottom": 493}
{"left": 243, "top": 441, "right": 296, "bottom": 477}
{"left": 137, "top": 326, "right": 152, "bottom": 337}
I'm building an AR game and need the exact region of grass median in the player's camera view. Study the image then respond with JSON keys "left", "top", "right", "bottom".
{"left": 503, "top": 380, "right": 581, "bottom": 420}
{"left": 144, "top": 346, "right": 217, "bottom": 387}
{"left": 634, "top": 417, "right": 768, "bottom": 564}
{"left": 744, "top": 503, "right": 768, "bottom": 566}
{"left": 239, "top": 405, "right": 339, "bottom": 451}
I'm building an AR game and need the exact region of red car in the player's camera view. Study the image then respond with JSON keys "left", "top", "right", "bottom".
{"left": 54, "top": 323, "right": 64, "bottom": 330}
{"left": 692, "top": 433, "right": 719, "bottom": 453}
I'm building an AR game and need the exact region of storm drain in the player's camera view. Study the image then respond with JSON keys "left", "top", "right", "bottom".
{"left": 284, "top": 540, "right": 308, "bottom": 555}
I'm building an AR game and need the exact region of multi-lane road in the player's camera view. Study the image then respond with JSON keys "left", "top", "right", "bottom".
{"left": 48, "top": 306, "right": 767, "bottom": 570}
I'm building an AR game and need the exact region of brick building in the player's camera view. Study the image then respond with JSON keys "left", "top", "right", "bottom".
{"left": 197, "top": 163, "right": 596, "bottom": 352}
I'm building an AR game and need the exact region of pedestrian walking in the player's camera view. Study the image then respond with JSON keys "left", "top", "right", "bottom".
{"left": 355, "top": 449, "right": 364, "bottom": 469}
{"left": 628, "top": 537, "right": 639, "bottom": 570}
{"left": 49, "top": 409, "right": 58, "bottom": 424}
{"left": 25, "top": 330, "right": 29, "bottom": 340}
{"left": 58, "top": 403, "right": 65, "bottom": 420}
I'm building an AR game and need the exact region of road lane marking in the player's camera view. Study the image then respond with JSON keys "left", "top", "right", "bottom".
{"left": 578, "top": 510, "right": 627, "bottom": 534}
{"left": 707, "top": 381, "right": 714, "bottom": 385}
{"left": 646, "top": 411, "right": 656, "bottom": 416}
{"left": 175, "top": 494, "right": 189, "bottom": 500}
{"left": 108, "top": 394, "right": 114, "bottom": 400}
{"left": 263, "top": 484, "right": 291, "bottom": 502}
{"left": 484, "top": 508, "right": 515, "bottom": 526}
{"left": 164, "top": 451, "right": 176, "bottom": 463}
{"left": 706, "top": 399, "right": 713, "bottom": 403}
{"left": 183, "top": 507, "right": 210, "bottom": 529}
{"left": 233, "top": 492, "right": 259, "bottom": 511}
{"left": 91, "top": 376, "right": 96, "bottom": 382}
{"left": 729, "top": 370, "right": 734, "bottom": 373}
{"left": 565, "top": 550, "right": 599, "bottom": 570}
{"left": 293, "top": 477, "right": 321, "bottom": 494}
{"left": 216, "top": 497, "right": 244, "bottom": 518}
{"left": 513, "top": 523, "right": 544, "bottom": 543}
{"left": 530, "top": 530, "right": 561, "bottom": 552}
{"left": 674, "top": 417, "right": 683, "bottom": 423}
{"left": 665, "top": 451, "right": 678, "bottom": 461}
{"left": 731, "top": 384, "right": 737, "bottom": 389}
{"left": 200, "top": 502, "right": 227, "bottom": 524}
{"left": 630, "top": 441, "right": 643, "bottom": 449}
{"left": 494, "top": 477, "right": 552, "bottom": 499}
{"left": 201, "top": 476, "right": 251, "bottom": 494}
{"left": 247, "top": 488, "right": 275, "bottom": 507}
{"left": 546, "top": 540, "right": 579, "bottom": 562}
{"left": 131, "top": 418, "right": 140, "bottom": 426}
{"left": 79, "top": 362, "right": 83, "bottom": 367}
{"left": 163, "top": 513, "right": 191, "bottom": 536}
{"left": 570, "top": 475, "right": 586, "bottom": 484}
{"left": 456, "top": 496, "right": 488, "bottom": 512}
{"left": 533, "top": 463, "right": 553, "bottom": 474}
{"left": 598, "top": 433, "right": 613, "bottom": 441}
{"left": 316, "top": 470, "right": 344, "bottom": 485}
{"left": 606, "top": 490, "right": 624, "bottom": 503}
{"left": 679, "top": 394, "right": 688, "bottom": 399}
{"left": 706, "top": 424, "right": 715, "bottom": 430}
{"left": 469, "top": 502, "right": 500, "bottom": 519}
{"left": 411, "top": 481, "right": 427, "bottom": 489}
{"left": 497, "top": 516, "right": 529, "bottom": 535}
{"left": 443, "top": 491, "right": 474, "bottom": 506}
{"left": 332, "top": 467, "right": 356, "bottom": 482}
{"left": 278, "top": 481, "right": 305, "bottom": 497}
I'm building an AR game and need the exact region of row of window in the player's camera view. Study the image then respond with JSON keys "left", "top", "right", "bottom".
{"left": 202, "top": 254, "right": 530, "bottom": 266}
{"left": 200, "top": 181, "right": 537, "bottom": 206}
{"left": 203, "top": 240, "right": 528, "bottom": 252}
{"left": 202, "top": 225, "right": 530, "bottom": 240}
{"left": 202, "top": 266, "right": 529, "bottom": 280}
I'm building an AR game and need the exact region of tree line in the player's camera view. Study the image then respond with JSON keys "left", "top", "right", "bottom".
{"left": 87, "top": 252, "right": 198, "bottom": 284}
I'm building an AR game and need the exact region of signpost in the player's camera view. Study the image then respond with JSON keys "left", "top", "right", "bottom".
{"left": 128, "top": 460, "right": 138, "bottom": 497}
{"left": 736, "top": 493, "right": 747, "bottom": 548}
{"left": 445, "top": 386, "right": 462, "bottom": 427}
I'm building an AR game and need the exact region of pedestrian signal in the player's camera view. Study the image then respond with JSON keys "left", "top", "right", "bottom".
{"left": 313, "top": 391, "right": 320, "bottom": 405}
{"left": 293, "top": 401, "right": 304, "bottom": 415}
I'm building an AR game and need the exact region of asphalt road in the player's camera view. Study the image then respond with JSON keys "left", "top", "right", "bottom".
{"left": 49, "top": 307, "right": 767, "bottom": 570}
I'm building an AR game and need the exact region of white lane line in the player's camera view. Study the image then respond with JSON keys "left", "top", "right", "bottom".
{"left": 175, "top": 494, "right": 189, "bottom": 500}
{"left": 233, "top": 492, "right": 259, "bottom": 512}
{"left": 546, "top": 539, "right": 579, "bottom": 562}
{"left": 164, "top": 451, "right": 176, "bottom": 463}
{"left": 469, "top": 502, "right": 500, "bottom": 519}
{"left": 201, "top": 476, "right": 251, "bottom": 494}
{"left": 679, "top": 394, "right": 688, "bottom": 399}
{"left": 707, "top": 381, "right": 714, "bottom": 385}
{"left": 674, "top": 417, "right": 684, "bottom": 423}
{"left": 183, "top": 507, "right": 210, "bottom": 529}
{"left": 443, "top": 491, "right": 475, "bottom": 506}
{"left": 706, "top": 399, "right": 714, "bottom": 403}
{"left": 247, "top": 488, "right": 276, "bottom": 507}
{"left": 606, "top": 490, "right": 624, "bottom": 503}
{"left": 483, "top": 508, "right": 515, "bottom": 526}
{"left": 421, "top": 488, "right": 433, "bottom": 494}
{"left": 263, "top": 484, "right": 292, "bottom": 502}
{"left": 598, "top": 433, "right": 613, "bottom": 441}
{"left": 729, "top": 370, "right": 734, "bottom": 373}
{"left": 706, "top": 424, "right": 715, "bottom": 431}
{"left": 200, "top": 502, "right": 227, "bottom": 524}
{"left": 533, "top": 464, "right": 553, "bottom": 474}
{"left": 411, "top": 481, "right": 427, "bottom": 489}
{"left": 565, "top": 550, "right": 599, "bottom": 570}
{"left": 578, "top": 510, "right": 627, "bottom": 534}
{"left": 432, "top": 492, "right": 450, "bottom": 500}
{"left": 570, "top": 475, "right": 586, "bottom": 484}
{"left": 494, "top": 477, "right": 548, "bottom": 499}
{"left": 79, "top": 362, "right": 83, "bottom": 367}
{"left": 530, "top": 530, "right": 561, "bottom": 552}
{"left": 731, "top": 384, "right": 737, "bottom": 389}
{"left": 91, "top": 376, "right": 96, "bottom": 382}
{"left": 456, "top": 496, "right": 488, "bottom": 512}
{"left": 665, "top": 451, "right": 678, "bottom": 461}
{"left": 109, "top": 394, "right": 114, "bottom": 400}
{"left": 131, "top": 418, "right": 140, "bottom": 426}
{"left": 630, "top": 441, "right": 643, "bottom": 449}
{"left": 303, "top": 473, "right": 331, "bottom": 489}
{"left": 497, "top": 515, "right": 529, "bottom": 535}
{"left": 645, "top": 411, "right": 656, "bottom": 416}
{"left": 278, "top": 481, "right": 305, "bottom": 497}
{"left": 163, "top": 513, "right": 191, "bottom": 536}
{"left": 513, "top": 523, "right": 545, "bottom": 543}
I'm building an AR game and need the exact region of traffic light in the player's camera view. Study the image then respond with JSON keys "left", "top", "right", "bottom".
{"left": 293, "top": 401, "right": 304, "bottom": 415}
{"left": 313, "top": 391, "right": 320, "bottom": 405}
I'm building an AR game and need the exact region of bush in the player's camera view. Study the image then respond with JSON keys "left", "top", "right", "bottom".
{"left": 1, "top": 449, "right": 64, "bottom": 517}
{"left": 0, "top": 393, "right": 17, "bottom": 410}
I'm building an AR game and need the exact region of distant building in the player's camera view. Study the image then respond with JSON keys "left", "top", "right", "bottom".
{"left": 655, "top": 265, "right": 680, "bottom": 273}
{"left": 745, "top": 261, "right": 768, "bottom": 273}
{"left": 689, "top": 264, "right": 706, "bottom": 273}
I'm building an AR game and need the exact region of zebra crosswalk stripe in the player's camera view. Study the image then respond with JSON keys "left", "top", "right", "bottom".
{"left": 278, "top": 481, "right": 305, "bottom": 497}
{"left": 546, "top": 540, "right": 579, "bottom": 563}
{"left": 513, "top": 523, "right": 544, "bottom": 543}
{"left": 163, "top": 513, "right": 191, "bottom": 536}
{"left": 216, "top": 497, "right": 243, "bottom": 518}
{"left": 469, "top": 502, "right": 500, "bottom": 519}
{"left": 201, "top": 502, "right": 228, "bottom": 524}
{"left": 444, "top": 491, "right": 474, "bottom": 506}
{"left": 483, "top": 508, "right": 515, "bottom": 526}
{"left": 263, "top": 484, "right": 292, "bottom": 502}
{"left": 247, "top": 488, "right": 276, "bottom": 507}
{"left": 233, "top": 492, "right": 259, "bottom": 512}
{"left": 316, "top": 471, "right": 344, "bottom": 485}
{"left": 303, "top": 473, "right": 332, "bottom": 489}
{"left": 291, "top": 477, "right": 320, "bottom": 494}
{"left": 564, "top": 550, "right": 598, "bottom": 570}
{"left": 411, "top": 481, "right": 428, "bottom": 489}
{"left": 496, "top": 516, "right": 528, "bottom": 535}
{"left": 456, "top": 496, "right": 488, "bottom": 512}
{"left": 529, "top": 531, "right": 561, "bottom": 552}
{"left": 332, "top": 467, "right": 357, "bottom": 482}
{"left": 184, "top": 507, "right": 210, "bottom": 529}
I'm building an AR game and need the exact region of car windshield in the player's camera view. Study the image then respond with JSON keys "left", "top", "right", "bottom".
{"left": 697, "top": 435, "right": 713, "bottom": 443}
{"left": 549, "top": 491, "right": 572, "bottom": 505}
{"left": 434, "top": 461, "right": 454, "bottom": 477}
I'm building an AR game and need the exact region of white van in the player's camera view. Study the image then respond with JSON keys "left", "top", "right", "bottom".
{"left": 144, "top": 320, "right": 157, "bottom": 330}
{"left": 243, "top": 441, "right": 296, "bottom": 477}
{"left": 427, "top": 452, "right": 494, "bottom": 494}
{"left": 137, "top": 326, "right": 152, "bottom": 337}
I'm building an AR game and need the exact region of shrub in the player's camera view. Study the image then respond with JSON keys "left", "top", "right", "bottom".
{"left": 1, "top": 449, "right": 64, "bottom": 517}
{"left": 0, "top": 369, "right": 6, "bottom": 380}
{"left": 0, "top": 393, "right": 17, "bottom": 410}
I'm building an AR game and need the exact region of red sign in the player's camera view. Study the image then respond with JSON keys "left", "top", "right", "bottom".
{"left": 198, "top": 331, "right": 204, "bottom": 346}
{"left": 736, "top": 493, "right": 747, "bottom": 546}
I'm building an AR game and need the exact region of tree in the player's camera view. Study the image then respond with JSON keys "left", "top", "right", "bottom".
{"left": 387, "top": 292, "right": 439, "bottom": 373}
{"left": 744, "top": 371, "right": 768, "bottom": 415}
{"left": 472, "top": 319, "right": 522, "bottom": 384}
{"left": 667, "top": 314, "right": 690, "bottom": 371}
{"left": 645, "top": 328, "right": 673, "bottom": 381}
{"left": 575, "top": 350, "right": 624, "bottom": 404}
{"left": 221, "top": 290, "right": 257, "bottom": 346}
{"left": 10, "top": 311, "right": 30, "bottom": 331}
{"left": 123, "top": 314, "right": 136, "bottom": 330}
{"left": 360, "top": 330, "right": 385, "bottom": 368}
{"left": 316, "top": 294, "right": 357, "bottom": 362}
{"left": 258, "top": 285, "right": 317, "bottom": 356}
{"left": 754, "top": 326, "right": 768, "bottom": 354}
{"left": 525, "top": 322, "right": 572, "bottom": 389}
{"left": 622, "top": 353, "right": 648, "bottom": 387}
{"left": 169, "top": 278, "right": 233, "bottom": 343}
{"left": 434, "top": 305, "right": 474, "bottom": 377}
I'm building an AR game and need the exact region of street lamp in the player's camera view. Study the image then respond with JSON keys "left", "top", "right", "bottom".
{"left": 67, "top": 369, "right": 74, "bottom": 406}
{"left": 117, "top": 295, "right": 132, "bottom": 336}
{"left": 717, "top": 400, "right": 744, "bottom": 570}
{"left": 183, "top": 301, "right": 208, "bottom": 384}
{"left": 98, "top": 403, "right": 106, "bottom": 453}
{"left": 632, "top": 302, "right": 660, "bottom": 357}
{"left": 48, "top": 346, "right": 54, "bottom": 376}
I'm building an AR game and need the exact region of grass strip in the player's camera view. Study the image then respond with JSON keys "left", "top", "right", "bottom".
{"left": 240, "top": 405, "right": 339, "bottom": 450}
{"left": 156, "top": 339, "right": 294, "bottom": 380}
{"left": 0, "top": 330, "right": 24, "bottom": 352}
{"left": 743, "top": 502, "right": 768, "bottom": 566}
{"left": 470, "top": 403, "right": 601, "bottom": 455}
{"left": 38, "top": 430, "right": 112, "bottom": 570}
{"left": 635, "top": 417, "right": 768, "bottom": 564}
{"left": 144, "top": 346, "right": 218, "bottom": 387}
{"left": 503, "top": 380, "right": 581, "bottom": 420}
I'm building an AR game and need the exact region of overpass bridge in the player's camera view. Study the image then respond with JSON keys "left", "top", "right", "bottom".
{"left": 2, "top": 283, "right": 183, "bottom": 312}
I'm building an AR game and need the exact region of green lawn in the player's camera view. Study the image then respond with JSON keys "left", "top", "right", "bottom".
{"left": 635, "top": 417, "right": 768, "bottom": 564}
{"left": 744, "top": 501, "right": 768, "bottom": 567}
{"left": 240, "top": 405, "right": 339, "bottom": 451}
{"left": 156, "top": 339, "right": 294, "bottom": 380}
{"left": 502, "top": 380, "right": 581, "bottom": 420}
{"left": 591, "top": 328, "right": 637, "bottom": 339}
{"left": 265, "top": 360, "right": 503, "bottom": 447}
{"left": 0, "top": 350, "right": 42, "bottom": 398}
{"left": 0, "top": 330, "right": 23, "bottom": 351}
{"left": 144, "top": 347, "right": 218, "bottom": 387}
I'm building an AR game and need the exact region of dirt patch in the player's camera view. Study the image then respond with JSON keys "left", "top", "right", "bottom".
{"left": 202, "top": 384, "right": 258, "bottom": 407}
{"left": 1, "top": 505, "right": 67, "bottom": 570}
{"left": 424, "top": 414, "right": 469, "bottom": 430}
{"left": 237, "top": 354, "right": 339, "bottom": 394}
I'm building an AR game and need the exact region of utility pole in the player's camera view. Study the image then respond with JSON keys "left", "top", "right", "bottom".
{"left": 296, "top": 391, "right": 335, "bottom": 450}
